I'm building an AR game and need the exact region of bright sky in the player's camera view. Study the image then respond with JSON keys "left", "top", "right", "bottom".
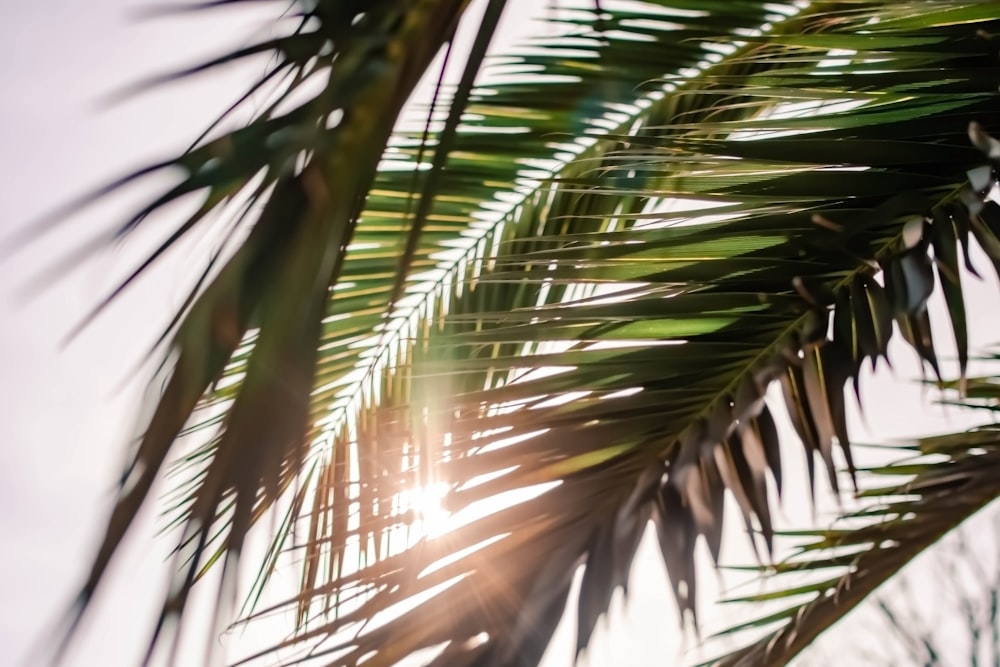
{"left": 2, "top": 2, "right": 998, "bottom": 666}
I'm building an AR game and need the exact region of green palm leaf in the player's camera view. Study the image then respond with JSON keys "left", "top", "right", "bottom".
{"left": 41, "top": 1, "right": 1000, "bottom": 665}
{"left": 710, "top": 363, "right": 1000, "bottom": 666}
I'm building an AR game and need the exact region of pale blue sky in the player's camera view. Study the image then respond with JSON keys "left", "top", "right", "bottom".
{"left": 2, "top": 2, "right": 998, "bottom": 666}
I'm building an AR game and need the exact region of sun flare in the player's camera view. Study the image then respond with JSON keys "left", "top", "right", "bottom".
{"left": 398, "top": 482, "right": 451, "bottom": 539}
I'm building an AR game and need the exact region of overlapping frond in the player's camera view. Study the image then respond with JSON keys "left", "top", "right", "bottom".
{"left": 54, "top": 1, "right": 1000, "bottom": 666}
{"left": 709, "top": 362, "right": 1000, "bottom": 667}
{"left": 54, "top": 0, "right": 480, "bottom": 660}
{"left": 233, "top": 4, "right": 1000, "bottom": 665}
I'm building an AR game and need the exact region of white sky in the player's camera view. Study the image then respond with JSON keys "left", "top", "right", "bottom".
{"left": 2, "top": 2, "right": 998, "bottom": 666}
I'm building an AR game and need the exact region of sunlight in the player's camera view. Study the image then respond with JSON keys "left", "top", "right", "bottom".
{"left": 398, "top": 481, "right": 452, "bottom": 539}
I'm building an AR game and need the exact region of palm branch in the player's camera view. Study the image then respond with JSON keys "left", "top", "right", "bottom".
{"left": 709, "top": 360, "right": 1000, "bottom": 666}
{"left": 38, "top": 1, "right": 1000, "bottom": 665}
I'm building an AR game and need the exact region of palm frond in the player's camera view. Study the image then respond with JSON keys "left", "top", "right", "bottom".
{"left": 709, "top": 365, "right": 1000, "bottom": 667}
{"left": 233, "top": 4, "right": 1000, "bottom": 665}
{"left": 49, "top": 1, "right": 1000, "bottom": 666}
{"left": 52, "top": 0, "right": 479, "bottom": 661}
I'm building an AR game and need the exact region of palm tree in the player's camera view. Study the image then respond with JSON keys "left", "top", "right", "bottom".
{"left": 36, "top": 0, "right": 1000, "bottom": 665}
